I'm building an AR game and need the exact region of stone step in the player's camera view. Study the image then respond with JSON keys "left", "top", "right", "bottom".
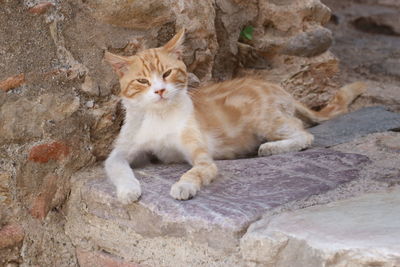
{"left": 241, "top": 189, "right": 400, "bottom": 266}
{"left": 309, "top": 106, "right": 400, "bottom": 147}
{"left": 65, "top": 149, "right": 369, "bottom": 266}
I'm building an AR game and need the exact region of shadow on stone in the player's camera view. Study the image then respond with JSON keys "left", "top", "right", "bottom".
{"left": 310, "top": 106, "right": 400, "bottom": 147}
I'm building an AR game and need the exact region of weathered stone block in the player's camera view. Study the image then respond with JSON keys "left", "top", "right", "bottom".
{"left": 0, "top": 224, "right": 24, "bottom": 249}
{"left": 310, "top": 106, "right": 400, "bottom": 147}
{"left": 282, "top": 26, "right": 333, "bottom": 57}
{"left": 241, "top": 189, "right": 400, "bottom": 266}
{"left": 85, "top": 0, "right": 173, "bottom": 30}
{"left": 0, "top": 94, "right": 80, "bottom": 144}
{"left": 68, "top": 149, "right": 369, "bottom": 256}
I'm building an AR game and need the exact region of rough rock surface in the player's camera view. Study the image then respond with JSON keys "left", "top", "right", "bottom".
{"left": 309, "top": 106, "right": 400, "bottom": 147}
{"left": 76, "top": 249, "right": 141, "bottom": 267}
{"left": 234, "top": 0, "right": 340, "bottom": 108}
{"left": 241, "top": 189, "right": 400, "bottom": 266}
{"left": 332, "top": 131, "right": 400, "bottom": 187}
{"left": 65, "top": 149, "right": 369, "bottom": 265}
{"left": 65, "top": 129, "right": 400, "bottom": 267}
{"left": 323, "top": 0, "right": 400, "bottom": 112}
{"left": 0, "top": 224, "right": 24, "bottom": 266}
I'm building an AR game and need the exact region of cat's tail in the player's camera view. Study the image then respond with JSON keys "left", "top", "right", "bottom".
{"left": 295, "top": 81, "right": 366, "bottom": 124}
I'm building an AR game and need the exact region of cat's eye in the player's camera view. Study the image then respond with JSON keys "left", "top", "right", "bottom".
{"left": 163, "top": 69, "right": 172, "bottom": 79}
{"left": 137, "top": 78, "right": 150, "bottom": 85}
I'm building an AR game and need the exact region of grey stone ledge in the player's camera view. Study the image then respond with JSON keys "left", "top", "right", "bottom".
{"left": 241, "top": 189, "right": 400, "bottom": 266}
{"left": 310, "top": 106, "right": 400, "bottom": 147}
{"left": 74, "top": 149, "right": 369, "bottom": 251}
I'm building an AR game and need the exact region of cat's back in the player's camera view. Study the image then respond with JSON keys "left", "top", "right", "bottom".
{"left": 191, "top": 77, "right": 291, "bottom": 108}
{"left": 191, "top": 77, "right": 295, "bottom": 158}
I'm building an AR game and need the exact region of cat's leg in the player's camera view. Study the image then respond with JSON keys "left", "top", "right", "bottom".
{"left": 105, "top": 148, "right": 143, "bottom": 204}
{"left": 258, "top": 116, "right": 314, "bottom": 156}
{"left": 170, "top": 130, "right": 218, "bottom": 200}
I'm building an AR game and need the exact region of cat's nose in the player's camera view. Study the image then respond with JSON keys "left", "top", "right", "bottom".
{"left": 154, "top": 89, "right": 166, "bottom": 96}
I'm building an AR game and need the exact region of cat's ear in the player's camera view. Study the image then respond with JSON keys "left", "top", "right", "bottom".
{"left": 163, "top": 28, "right": 185, "bottom": 58}
{"left": 104, "top": 51, "right": 131, "bottom": 77}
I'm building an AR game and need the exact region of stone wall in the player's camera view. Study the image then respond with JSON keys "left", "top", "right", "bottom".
{"left": 0, "top": 0, "right": 336, "bottom": 265}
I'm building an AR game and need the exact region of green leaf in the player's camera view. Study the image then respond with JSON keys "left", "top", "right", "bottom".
{"left": 240, "top": 26, "right": 254, "bottom": 41}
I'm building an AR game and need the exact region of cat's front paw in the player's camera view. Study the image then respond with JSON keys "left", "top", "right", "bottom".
{"left": 170, "top": 180, "right": 199, "bottom": 200}
{"left": 258, "top": 143, "right": 282, "bottom": 156}
{"left": 116, "top": 181, "right": 142, "bottom": 204}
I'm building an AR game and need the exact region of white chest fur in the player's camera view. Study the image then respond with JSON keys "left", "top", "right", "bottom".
{"left": 118, "top": 98, "right": 194, "bottom": 163}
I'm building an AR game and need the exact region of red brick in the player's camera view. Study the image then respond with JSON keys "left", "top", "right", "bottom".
{"left": 29, "top": 175, "right": 59, "bottom": 220}
{"left": 0, "top": 74, "right": 25, "bottom": 91}
{"left": 28, "top": 141, "right": 70, "bottom": 163}
{"left": 76, "top": 249, "right": 141, "bottom": 267}
{"left": 28, "top": 2, "right": 54, "bottom": 14}
{"left": 0, "top": 224, "right": 24, "bottom": 249}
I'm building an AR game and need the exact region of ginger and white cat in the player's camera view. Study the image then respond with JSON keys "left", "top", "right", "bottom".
{"left": 104, "top": 29, "right": 365, "bottom": 204}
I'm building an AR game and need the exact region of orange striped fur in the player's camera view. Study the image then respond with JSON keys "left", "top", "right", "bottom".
{"left": 104, "top": 29, "right": 365, "bottom": 203}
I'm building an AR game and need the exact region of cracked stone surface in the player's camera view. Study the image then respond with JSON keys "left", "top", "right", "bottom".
{"left": 72, "top": 149, "right": 369, "bottom": 253}
{"left": 310, "top": 106, "right": 400, "bottom": 147}
{"left": 241, "top": 189, "right": 400, "bottom": 266}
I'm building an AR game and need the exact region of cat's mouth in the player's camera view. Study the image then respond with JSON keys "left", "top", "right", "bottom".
{"left": 156, "top": 96, "right": 168, "bottom": 102}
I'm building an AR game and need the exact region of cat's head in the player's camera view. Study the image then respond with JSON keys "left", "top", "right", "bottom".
{"left": 105, "top": 29, "right": 188, "bottom": 108}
